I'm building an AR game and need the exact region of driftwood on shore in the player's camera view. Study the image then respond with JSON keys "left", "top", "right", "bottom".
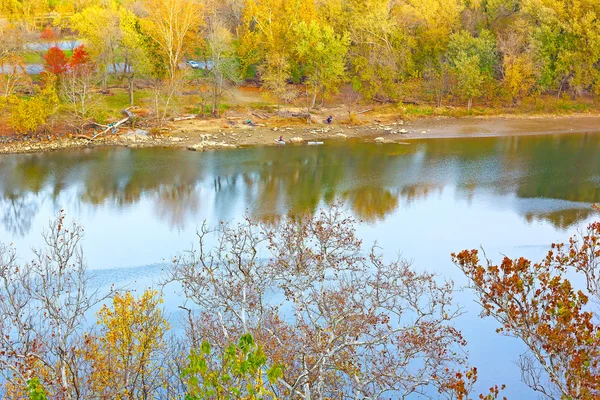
{"left": 173, "top": 115, "right": 196, "bottom": 121}
{"left": 252, "top": 112, "right": 269, "bottom": 120}
{"left": 90, "top": 108, "right": 133, "bottom": 140}
{"left": 276, "top": 111, "right": 312, "bottom": 119}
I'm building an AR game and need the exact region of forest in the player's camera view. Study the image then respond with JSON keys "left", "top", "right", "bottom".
{"left": 0, "top": 0, "right": 599, "bottom": 135}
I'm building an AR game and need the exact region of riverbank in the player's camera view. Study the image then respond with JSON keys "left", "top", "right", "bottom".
{"left": 2, "top": 113, "right": 600, "bottom": 155}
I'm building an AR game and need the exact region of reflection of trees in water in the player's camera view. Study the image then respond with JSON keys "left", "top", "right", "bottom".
{"left": 2, "top": 134, "right": 600, "bottom": 234}
{"left": 213, "top": 175, "right": 242, "bottom": 220}
{"left": 215, "top": 145, "right": 403, "bottom": 223}
{"left": 400, "top": 184, "right": 444, "bottom": 205}
{"left": 0, "top": 194, "right": 38, "bottom": 237}
{"left": 0, "top": 155, "right": 50, "bottom": 237}
{"left": 415, "top": 134, "right": 600, "bottom": 227}
{"left": 342, "top": 187, "right": 399, "bottom": 222}
{"left": 154, "top": 184, "right": 200, "bottom": 231}
{"left": 525, "top": 208, "right": 596, "bottom": 230}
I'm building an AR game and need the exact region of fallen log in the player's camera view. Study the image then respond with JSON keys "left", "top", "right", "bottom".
{"left": 91, "top": 108, "right": 133, "bottom": 139}
{"left": 252, "top": 112, "right": 269, "bottom": 120}
{"left": 276, "top": 111, "right": 311, "bottom": 119}
{"left": 173, "top": 115, "right": 196, "bottom": 121}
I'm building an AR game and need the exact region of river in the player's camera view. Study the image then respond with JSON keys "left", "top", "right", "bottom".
{"left": 1, "top": 133, "right": 599, "bottom": 398}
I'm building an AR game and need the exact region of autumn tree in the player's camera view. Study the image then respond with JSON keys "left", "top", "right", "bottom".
{"left": 240, "top": 0, "right": 316, "bottom": 107}
{"left": 169, "top": 206, "right": 476, "bottom": 399}
{"left": 40, "top": 26, "right": 55, "bottom": 42}
{"left": 398, "top": 0, "right": 464, "bottom": 71}
{"left": 119, "top": 7, "right": 152, "bottom": 106}
{"left": 397, "top": 0, "right": 464, "bottom": 105}
{"left": 8, "top": 73, "right": 58, "bottom": 135}
{"left": 522, "top": 0, "right": 600, "bottom": 97}
{"left": 69, "top": 43, "right": 89, "bottom": 68}
{"left": 496, "top": 19, "right": 537, "bottom": 104}
{"left": 447, "top": 30, "right": 498, "bottom": 110}
{"left": 294, "top": 20, "right": 349, "bottom": 109}
{"left": 141, "top": 0, "right": 203, "bottom": 123}
{"left": 452, "top": 53, "right": 484, "bottom": 110}
{"left": 0, "top": 19, "right": 25, "bottom": 60}
{"left": 84, "top": 289, "right": 172, "bottom": 399}
{"left": 340, "top": 0, "right": 407, "bottom": 101}
{"left": 0, "top": 20, "right": 30, "bottom": 103}
{"left": 0, "top": 54, "right": 30, "bottom": 101}
{"left": 71, "top": 4, "right": 121, "bottom": 89}
{"left": 142, "top": 0, "right": 202, "bottom": 81}
{"left": 453, "top": 219, "right": 600, "bottom": 399}
{"left": 43, "top": 45, "right": 68, "bottom": 75}
{"left": 0, "top": 0, "right": 50, "bottom": 29}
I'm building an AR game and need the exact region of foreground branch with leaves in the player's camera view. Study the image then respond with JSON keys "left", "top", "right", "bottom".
{"left": 453, "top": 220, "right": 600, "bottom": 399}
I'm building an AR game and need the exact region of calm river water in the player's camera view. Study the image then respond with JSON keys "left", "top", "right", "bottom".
{"left": 2, "top": 133, "right": 600, "bottom": 398}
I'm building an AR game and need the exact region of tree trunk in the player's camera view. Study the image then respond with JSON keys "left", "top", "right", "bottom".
{"left": 128, "top": 76, "right": 134, "bottom": 106}
{"left": 212, "top": 78, "right": 219, "bottom": 117}
{"left": 467, "top": 97, "right": 472, "bottom": 111}
{"left": 101, "top": 69, "right": 107, "bottom": 91}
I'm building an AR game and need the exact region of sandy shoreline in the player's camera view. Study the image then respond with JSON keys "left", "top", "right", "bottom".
{"left": 2, "top": 114, "right": 600, "bottom": 155}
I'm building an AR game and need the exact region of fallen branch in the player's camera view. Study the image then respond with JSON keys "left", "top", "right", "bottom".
{"left": 252, "top": 112, "right": 269, "bottom": 120}
{"left": 173, "top": 115, "right": 196, "bottom": 121}
{"left": 355, "top": 108, "right": 373, "bottom": 115}
{"left": 91, "top": 108, "right": 133, "bottom": 140}
{"left": 276, "top": 111, "right": 311, "bottom": 119}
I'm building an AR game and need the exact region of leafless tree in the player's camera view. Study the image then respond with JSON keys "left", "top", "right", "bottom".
{"left": 0, "top": 212, "right": 107, "bottom": 399}
{"left": 60, "top": 66, "right": 100, "bottom": 126}
{"left": 203, "top": 9, "right": 240, "bottom": 117}
{"left": 150, "top": 75, "right": 184, "bottom": 126}
{"left": 0, "top": 20, "right": 30, "bottom": 101}
{"left": 168, "top": 205, "right": 470, "bottom": 399}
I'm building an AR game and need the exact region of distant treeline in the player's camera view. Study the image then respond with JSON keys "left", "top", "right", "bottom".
{"left": 0, "top": 0, "right": 599, "bottom": 131}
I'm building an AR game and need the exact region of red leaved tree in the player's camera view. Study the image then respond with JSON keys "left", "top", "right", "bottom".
{"left": 453, "top": 220, "right": 600, "bottom": 399}
{"left": 40, "top": 26, "right": 56, "bottom": 42}
{"left": 69, "top": 45, "right": 90, "bottom": 71}
{"left": 43, "top": 46, "right": 68, "bottom": 75}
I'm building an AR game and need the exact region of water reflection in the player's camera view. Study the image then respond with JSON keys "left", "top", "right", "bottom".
{"left": 1, "top": 132, "right": 600, "bottom": 236}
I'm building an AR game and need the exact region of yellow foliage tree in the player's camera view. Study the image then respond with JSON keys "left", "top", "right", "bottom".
{"left": 8, "top": 73, "right": 58, "bottom": 135}
{"left": 70, "top": 4, "right": 120, "bottom": 87}
{"left": 398, "top": 0, "right": 464, "bottom": 68}
{"left": 239, "top": 0, "right": 316, "bottom": 104}
{"left": 141, "top": 0, "right": 203, "bottom": 81}
{"left": 503, "top": 54, "right": 536, "bottom": 104}
{"left": 85, "top": 289, "right": 170, "bottom": 399}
